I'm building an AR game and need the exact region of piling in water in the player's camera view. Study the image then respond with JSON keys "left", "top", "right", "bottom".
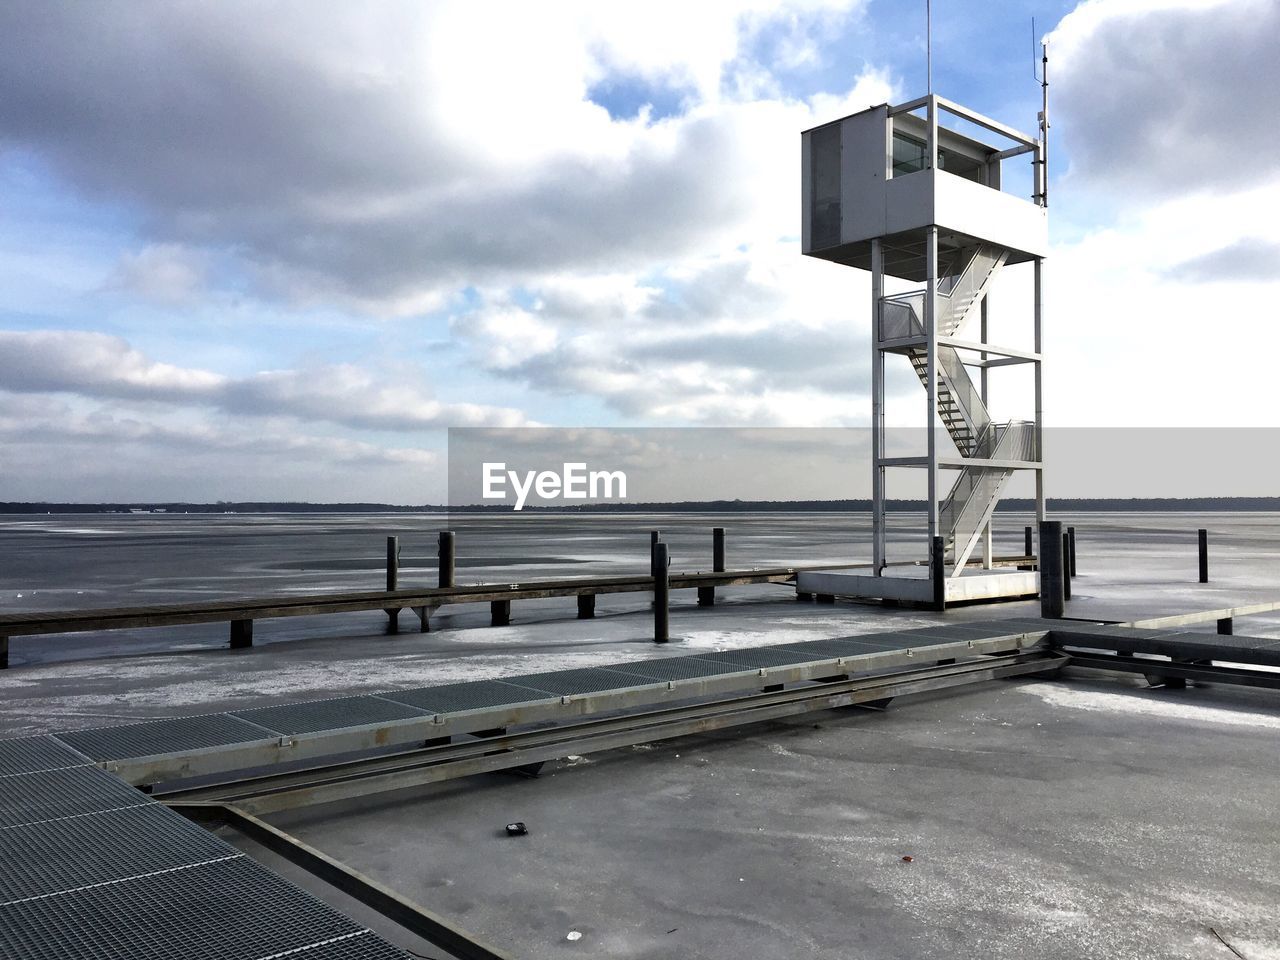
{"left": 1040, "top": 520, "right": 1065, "bottom": 618}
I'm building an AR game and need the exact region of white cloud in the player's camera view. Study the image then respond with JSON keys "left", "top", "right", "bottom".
{"left": 0, "top": 330, "right": 529, "bottom": 431}
{"left": 0, "top": 1, "right": 875, "bottom": 315}
{"left": 0, "top": 395, "right": 442, "bottom": 502}
{"left": 0, "top": 330, "right": 225, "bottom": 400}
{"left": 107, "top": 244, "right": 209, "bottom": 304}
{"left": 1045, "top": 0, "right": 1280, "bottom": 426}
{"left": 1051, "top": 0, "right": 1280, "bottom": 201}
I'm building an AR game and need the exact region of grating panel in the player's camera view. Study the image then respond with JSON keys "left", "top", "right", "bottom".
{"left": 286, "top": 933, "right": 411, "bottom": 959}
{"left": 603, "top": 656, "right": 759, "bottom": 683}
{"left": 0, "top": 855, "right": 375, "bottom": 960}
{"left": 902, "top": 625, "right": 1016, "bottom": 640}
{"left": 962, "top": 618, "right": 1053, "bottom": 635}
{"left": 232, "top": 695, "right": 430, "bottom": 736}
{"left": 0, "top": 765, "right": 149, "bottom": 828}
{"left": 883, "top": 627, "right": 988, "bottom": 645}
{"left": 1049, "top": 623, "right": 1187, "bottom": 641}
{"left": 770, "top": 637, "right": 917, "bottom": 661}
{"left": 689, "top": 647, "right": 827, "bottom": 669}
{"left": 840, "top": 631, "right": 955, "bottom": 651}
{"left": 1049, "top": 627, "right": 1280, "bottom": 667}
{"left": 0, "top": 803, "right": 236, "bottom": 903}
{"left": 381, "top": 679, "right": 553, "bottom": 714}
{"left": 0, "top": 736, "right": 89, "bottom": 777}
{"left": 499, "top": 667, "right": 660, "bottom": 698}
{"left": 1149, "top": 632, "right": 1280, "bottom": 666}
{"left": 56, "top": 713, "right": 275, "bottom": 762}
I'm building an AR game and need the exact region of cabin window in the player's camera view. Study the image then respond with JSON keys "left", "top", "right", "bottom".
{"left": 891, "top": 130, "right": 987, "bottom": 185}
{"left": 892, "top": 131, "right": 927, "bottom": 177}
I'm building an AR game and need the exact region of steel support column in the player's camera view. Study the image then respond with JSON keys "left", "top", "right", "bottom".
{"left": 925, "top": 224, "right": 940, "bottom": 545}
{"left": 871, "top": 237, "right": 886, "bottom": 574}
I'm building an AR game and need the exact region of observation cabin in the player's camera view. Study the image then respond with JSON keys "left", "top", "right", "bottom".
{"left": 798, "top": 94, "right": 1048, "bottom": 607}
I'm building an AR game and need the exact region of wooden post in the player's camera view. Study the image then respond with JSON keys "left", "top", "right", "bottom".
{"left": 490, "top": 599, "right": 511, "bottom": 627}
{"left": 413, "top": 605, "right": 431, "bottom": 633}
{"left": 698, "top": 527, "right": 725, "bottom": 607}
{"left": 386, "top": 536, "right": 399, "bottom": 591}
{"left": 385, "top": 535, "right": 400, "bottom": 634}
{"left": 650, "top": 530, "right": 661, "bottom": 578}
{"left": 577, "top": 593, "right": 596, "bottom": 619}
{"left": 1062, "top": 532, "right": 1072, "bottom": 601}
{"left": 1019, "top": 525, "right": 1034, "bottom": 570}
{"left": 1198, "top": 529, "right": 1209, "bottom": 583}
{"left": 654, "top": 542, "right": 670, "bottom": 643}
{"left": 0, "top": 636, "right": 8, "bottom": 670}
{"left": 230, "top": 618, "right": 254, "bottom": 649}
{"left": 1217, "top": 617, "right": 1233, "bottom": 635}
{"left": 930, "top": 535, "right": 946, "bottom": 612}
{"left": 1067, "top": 526, "right": 1077, "bottom": 577}
{"left": 438, "top": 531, "right": 455, "bottom": 589}
{"left": 1039, "top": 520, "right": 1065, "bottom": 618}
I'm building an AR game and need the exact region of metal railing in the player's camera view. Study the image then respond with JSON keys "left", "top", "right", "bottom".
{"left": 940, "top": 420, "right": 1037, "bottom": 566}
{"left": 878, "top": 244, "right": 1005, "bottom": 342}
{"left": 937, "top": 344, "right": 991, "bottom": 440}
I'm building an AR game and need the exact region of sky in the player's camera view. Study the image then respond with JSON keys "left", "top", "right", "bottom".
{"left": 1, "top": 0, "right": 1277, "bottom": 504}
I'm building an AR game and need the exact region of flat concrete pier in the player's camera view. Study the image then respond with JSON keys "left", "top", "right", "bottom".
{"left": 798, "top": 566, "right": 1039, "bottom": 605}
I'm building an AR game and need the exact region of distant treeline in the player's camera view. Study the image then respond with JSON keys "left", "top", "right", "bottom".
{"left": 3, "top": 497, "right": 1280, "bottom": 514}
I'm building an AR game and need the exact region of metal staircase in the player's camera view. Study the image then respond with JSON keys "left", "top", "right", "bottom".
{"left": 878, "top": 244, "right": 1035, "bottom": 574}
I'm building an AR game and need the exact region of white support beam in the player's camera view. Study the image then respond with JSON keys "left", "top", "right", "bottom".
{"left": 934, "top": 95, "right": 1039, "bottom": 148}
{"left": 871, "top": 238, "right": 885, "bottom": 575}
{"left": 925, "top": 224, "right": 939, "bottom": 547}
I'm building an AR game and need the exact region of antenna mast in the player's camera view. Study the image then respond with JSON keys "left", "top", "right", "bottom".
{"left": 926, "top": 0, "right": 933, "bottom": 93}
{"left": 1033, "top": 20, "right": 1049, "bottom": 207}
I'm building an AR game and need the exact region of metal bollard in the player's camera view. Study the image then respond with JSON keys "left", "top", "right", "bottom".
{"left": 654, "top": 542, "right": 670, "bottom": 643}
{"left": 230, "top": 618, "right": 253, "bottom": 649}
{"left": 1198, "top": 529, "right": 1209, "bottom": 583}
{"left": 699, "top": 527, "right": 725, "bottom": 607}
{"left": 1020, "top": 525, "right": 1034, "bottom": 571}
{"left": 385, "top": 535, "right": 401, "bottom": 634}
{"left": 1062, "top": 532, "right": 1072, "bottom": 601}
{"left": 386, "top": 536, "right": 400, "bottom": 592}
{"left": 438, "top": 531, "right": 455, "bottom": 589}
{"left": 1039, "top": 520, "right": 1065, "bottom": 618}
{"left": 490, "top": 600, "right": 511, "bottom": 627}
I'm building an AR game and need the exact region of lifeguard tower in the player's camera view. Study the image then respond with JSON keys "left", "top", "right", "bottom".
{"left": 797, "top": 94, "right": 1047, "bottom": 607}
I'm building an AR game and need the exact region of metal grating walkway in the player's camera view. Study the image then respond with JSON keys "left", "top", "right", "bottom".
{"left": 0, "top": 855, "right": 405, "bottom": 960}
{"left": 26, "top": 619, "right": 1047, "bottom": 778}
{"left": 1045, "top": 620, "right": 1280, "bottom": 667}
{"left": 0, "top": 765, "right": 410, "bottom": 959}
{"left": 0, "top": 735, "right": 91, "bottom": 777}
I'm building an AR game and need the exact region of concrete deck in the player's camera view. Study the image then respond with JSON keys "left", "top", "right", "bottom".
{"left": 264, "top": 675, "right": 1280, "bottom": 960}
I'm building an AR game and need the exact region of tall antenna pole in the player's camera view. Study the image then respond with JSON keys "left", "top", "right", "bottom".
{"left": 1039, "top": 37, "right": 1049, "bottom": 207}
{"left": 1032, "top": 20, "right": 1049, "bottom": 207}
{"left": 926, "top": 0, "right": 933, "bottom": 93}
